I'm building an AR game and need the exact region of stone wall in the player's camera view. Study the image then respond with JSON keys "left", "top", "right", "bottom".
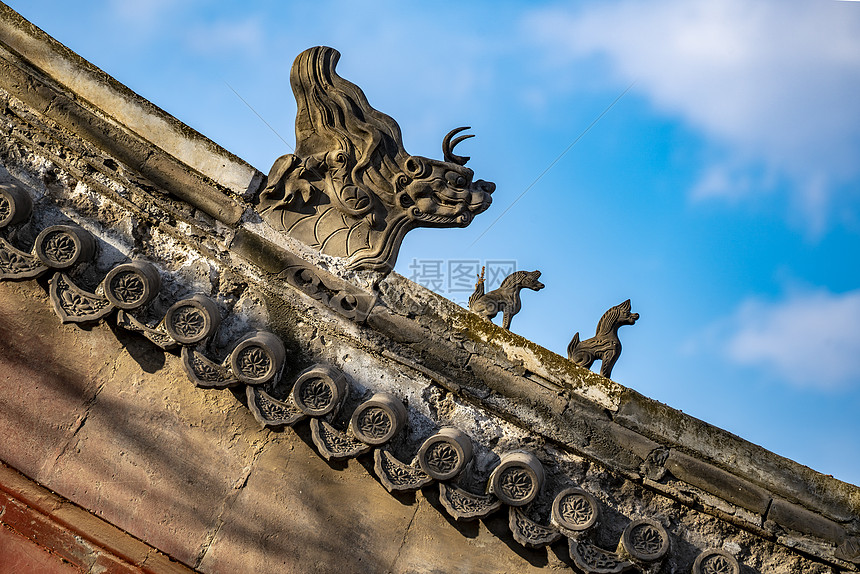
{"left": 0, "top": 279, "right": 567, "bottom": 573}
{"left": 0, "top": 3, "right": 858, "bottom": 573}
{"left": 0, "top": 461, "right": 194, "bottom": 573}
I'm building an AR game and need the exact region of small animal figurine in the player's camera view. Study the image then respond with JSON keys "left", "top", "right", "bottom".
{"left": 469, "top": 267, "right": 544, "bottom": 330}
{"left": 567, "top": 299, "right": 638, "bottom": 379}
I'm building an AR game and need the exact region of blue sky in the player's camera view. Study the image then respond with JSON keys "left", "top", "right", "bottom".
{"left": 9, "top": 1, "right": 860, "bottom": 485}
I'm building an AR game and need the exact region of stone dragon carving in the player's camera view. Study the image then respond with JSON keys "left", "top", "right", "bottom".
{"left": 258, "top": 46, "right": 495, "bottom": 272}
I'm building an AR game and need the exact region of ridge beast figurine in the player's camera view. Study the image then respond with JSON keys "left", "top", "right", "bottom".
{"left": 258, "top": 46, "right": 495, "bottom": 272}
{"left": 469, "top": 267, "right": 544, "bottom": 330}
{"left": 567, "top": 299, "right": 638, "bottom": 379}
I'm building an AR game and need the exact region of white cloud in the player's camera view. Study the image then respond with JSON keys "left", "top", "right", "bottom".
{"left": 525, "top": 0, "right": 860, "bottom": 233}
{"left": 186, "top": 17, "right": 265, "bottom": 58}
{"left": 723, "top": 289, "right": 860, "bottom": 388}
{"left": 108, "top": 0, "right": 184, "bottom": 29}
{"left": 691, "top": 163, "right": 770, "bottom": 203}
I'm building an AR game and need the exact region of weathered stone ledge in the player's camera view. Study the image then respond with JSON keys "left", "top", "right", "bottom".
{"left": 366, "top": 271, "right": 860, "bottom": 525}
{"left": 216, "top": 216, "right": 860, "bottom": 564}
{"left": 0, "top": 4, "right": 263, "bottom": 224}
{"left": 354, "top": 283, "right": 860, "bottom": 562}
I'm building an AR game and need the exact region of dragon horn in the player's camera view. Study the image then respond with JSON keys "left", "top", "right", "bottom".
{"left": 443, "top": 126, "right": 475, "bottom": 166}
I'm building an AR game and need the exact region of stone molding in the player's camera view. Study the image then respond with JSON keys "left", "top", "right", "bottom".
{"left": 0, "top": 177, "right": 857, "bottom": 571}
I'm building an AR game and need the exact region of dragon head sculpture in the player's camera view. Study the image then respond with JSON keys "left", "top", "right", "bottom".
{"left": 258, "top": 46, "right": 494, "bottom": 272}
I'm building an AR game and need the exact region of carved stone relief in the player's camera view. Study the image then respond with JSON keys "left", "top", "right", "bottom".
{"left": 0, "top": 181, "right": 32, "bottom": 228}
{"left": 437, "top": 483, "right": 502, "bottom": 521}
{"left": 310, "top": 418, "right": 371, "bottom": 462}
{"left": 641, "top": 447, "right": 669, "bottom": 481}
{"left": 421, "top": 442, "right": 459, "bottom": 476}
{"left": 508, "top": 506, "right": 562, "bottom": 549}
{"left": 692, "top": 549, "right": 740, "bottom": 574}
{"left": 618, "top": 518, "right": 670, "bottom": 564}
{"left": 116, "top": 310, "right": 177, "bottom": 350}
{"left": 164, "top": 294, "right": 221, "bottom": 345}
{"left": 49, "top": 273, "right": 113, "bottom": 324}
{"left": 226, "top": 229, "right": 382, "bottom": 323}
{"left": 489, "top": 451, "right": 545, "bottom": 507}
{"left": 229, "top": 331, "right": 286, "bottom": 385}
{"left": 257, "top": 46, "right": 494, "bottom": 272}
{"left": 551, "top": 487, "right": 599, "bottom": 535}
{"left": 568, "top": 540, "right": 634, "bottom": 574}
{"left": 416, "top": 427, "right": 473, "bottom": 481}
{"left": 276, "top": 262, "right": 376, "bottom": 322}
{"left": 35, "top": 225, "right": 95, "bottom": 269}
{"left": 0, "top": 237, "right": 45, "bottom": 279}
{"left": 247, "top": 386, "right": 306, "bottom": 427}
{"left": 0, "top": 193, "right": 9, "bottom": 225}
{"left": 563, "top": 517, "right": 672, "bottom": 574}
{"left": 499, "top": 468, "right": 536, "bottom": 503}
{"left": 373, "top": 449, "right": 433, "bottom": 493}
{"left": 350, "top": 392, "right": 407, "bottom": 446}
{"left": 181, "top": 347, "right": 238, "bottom": 389}
{"left": 103, "top": 261, "right": 161, "bottom": 310}
{"left": 0, "top": 183, "right": 45, "bottom": 279}
{"left": 356, "top": 408, "right": 392, "bottom": 441}
{"left": 291, "top": 365, "right": 347, "bottom": 417}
